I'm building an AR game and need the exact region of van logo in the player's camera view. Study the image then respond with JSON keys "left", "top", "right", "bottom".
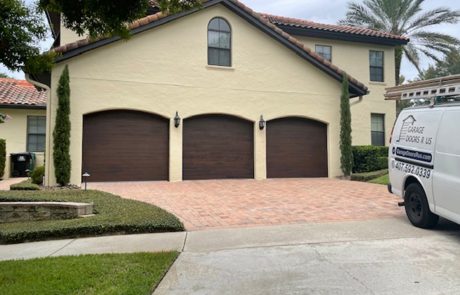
{"left": 396, "top": 147, "right": 432, "bottom": 163}
{"left": 397, "top": 115, "right": 416, "bottom": 143}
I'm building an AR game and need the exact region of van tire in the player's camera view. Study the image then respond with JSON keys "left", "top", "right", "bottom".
{"left": 404, "top": 183, "right": 439, "bottom": 229}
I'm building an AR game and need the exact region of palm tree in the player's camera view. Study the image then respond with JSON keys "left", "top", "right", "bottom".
{"left": 340, "top": 0, "right": 460, "bottom": 85}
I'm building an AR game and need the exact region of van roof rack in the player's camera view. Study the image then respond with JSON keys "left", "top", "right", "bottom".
{"left": 385, "top": 74, "right": 460, "bottom": 102}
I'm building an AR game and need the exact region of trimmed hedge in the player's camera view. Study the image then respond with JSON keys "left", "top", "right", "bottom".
{"left": 352, "top": 145, "right": 389, "bottom": 173}
{"left": 351, "top": 169, "right": 388, "bottom": 182}
{"left": 10, "top": 179, "right": 40, "bottom": 191}
{"left": 0, "top": 189, "right": 184, "bottom": 244}
{"left": 0, "top": 139, "right": 5, "bottom": 179}
{"left": 31, "top": 166, "right": 45, "bottom": 185}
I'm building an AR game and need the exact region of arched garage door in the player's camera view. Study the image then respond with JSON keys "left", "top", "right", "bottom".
{"left": 267, "top": 117, "right": 328, "bottom": 178}
{"left": 82, "top": 110, "right": 169, "bottom": 182}
{"left": 183, "top": 115, "right": 254, "bottom": 180}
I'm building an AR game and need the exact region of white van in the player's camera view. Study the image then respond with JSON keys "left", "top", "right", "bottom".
{"left": 388, "top": 103, "right": 460, "bottom": 228}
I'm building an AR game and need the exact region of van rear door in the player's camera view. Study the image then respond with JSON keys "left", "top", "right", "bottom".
{"left": 432, "top": 109, "right": 460, "bottom": 223}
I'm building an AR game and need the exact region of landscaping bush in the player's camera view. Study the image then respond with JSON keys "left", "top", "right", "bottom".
{"left": 351, "top": 169, "right": 388, "bottom": 182}
{"left": 10, "top": 179, "right": 40, "bottom": 191}
{"left": 0, "top": 139, "right": 5, "bottom": 179}
{"left": 0, "top": 189, "right": 184, "bottom": 244}
{"left": 340, "top": 76, "right": 352, "bottom": 176}
{"left": 352, "top": 145, "right": 389, "bottom": 173}
{"left": 53, "top": 65, "right": 71, "bottom": 185}
{"left": 31, "top": 166, "right": 45, "bottom": 185}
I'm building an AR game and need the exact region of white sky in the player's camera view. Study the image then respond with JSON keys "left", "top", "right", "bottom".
{"left": 2, "top": 0, "right": 460, "bottom": 80}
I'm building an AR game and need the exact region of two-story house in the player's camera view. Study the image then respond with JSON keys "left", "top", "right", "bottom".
{"left": 36, "top": 0, "right": 408, "bottom": 185}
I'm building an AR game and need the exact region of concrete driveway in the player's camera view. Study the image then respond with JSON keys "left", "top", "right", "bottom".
{"left": 155, "top": 217, "right": 460, "bottom": 295}
{"left": 89, "top": 178, "right": 402, "bottom": 230}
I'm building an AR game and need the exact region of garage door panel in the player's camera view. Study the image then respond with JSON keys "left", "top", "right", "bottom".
{"left": 267, "top": 117, "right": 328, "bottom": 178}
{"left": 183, "top": 115, "right": 254, "bottom": 180}
{"left": 82, "top": 110, "right": 169, "bottom": 182}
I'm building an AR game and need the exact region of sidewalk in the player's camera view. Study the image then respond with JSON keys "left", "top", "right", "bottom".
{"left": 0, "top": 177, "right": 26, "bottom": 190}
{"left": 1, "top": 217, "right": 458, "bottom": 261}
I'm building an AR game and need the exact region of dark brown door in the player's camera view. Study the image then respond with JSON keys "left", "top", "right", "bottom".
{"left": 183, "top": 115, "right": 254, "bottom": 180}
{"left": 267, "top": 117, "right": 328, "bottom": 178}
{"left": 82, "top": 110, "right": 169, "bottom": 182}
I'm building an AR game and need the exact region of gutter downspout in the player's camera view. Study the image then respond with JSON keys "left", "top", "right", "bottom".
{"left": 25, "top": 74, "right": 52, "bottom": 186}
{"left": 350, "top": 96, "right": 364, "bottom": 106}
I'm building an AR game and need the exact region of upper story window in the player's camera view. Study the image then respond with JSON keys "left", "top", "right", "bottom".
{"left": 208, "top": 17, "right": 231, "bottom": 67}
{"left": 369, "top": 50, "right": 384, "bottom": 82}
{"left": 315, "top": 45, "right": 332, "bottom": 62}
{"left": 27, "top": 116, "right": 46, "bottom": 152}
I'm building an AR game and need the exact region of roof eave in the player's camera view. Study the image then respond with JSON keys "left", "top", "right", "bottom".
{"left": 277, "top": 25, "right": 409, "bottom": 46}
{"left": 0, "top": 104, "right": 46, "bottom": 110}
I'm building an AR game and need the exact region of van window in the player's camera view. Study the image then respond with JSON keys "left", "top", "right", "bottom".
{"left": 371, "top": 113, "right": 385, "bottom": 146}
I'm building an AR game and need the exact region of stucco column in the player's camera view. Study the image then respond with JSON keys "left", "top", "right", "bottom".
{"left": 169, "top": 119, "right": 182, "bottom": 182}
{"left": 254, "top": 123, "right": 266, "bottom": 180}
{"left": 70, "top": 115, "right": 83, "bottom": 186}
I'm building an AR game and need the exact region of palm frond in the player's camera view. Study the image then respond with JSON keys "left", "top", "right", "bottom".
{"left": 418, "top": 48, "right": 443, "bottom": 64}
{"left": 412, "top": 31, "right": 460, "bottom": 46}
{"left": 403, "top": 43, "right": 422, "bottom": 73}
{"left": 406, "top": 8, "right": 460, "bottom": 32}
{"left": 398, "top": 0, "right": 423, "bottom": 32}
{"left": 338, "top": 2, "right": 386, "bottom": 29}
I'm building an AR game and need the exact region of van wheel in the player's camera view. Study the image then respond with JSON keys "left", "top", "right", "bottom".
{"left": 404, "top": 183, "right": 439, "bottom": 229}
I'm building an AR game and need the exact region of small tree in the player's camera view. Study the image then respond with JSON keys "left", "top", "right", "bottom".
{"left": 53, "top": 65, "right": 71, "bottom": 185}
{"left": 340, "top": 75, "right": 352, "bottom": 177}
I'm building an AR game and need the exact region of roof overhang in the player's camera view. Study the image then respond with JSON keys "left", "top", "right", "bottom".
{"left": 0, "top": 104, "right": 46, "bottom": 110}
{"left": 275, "top": 25, "right": 409, "bottom": 46}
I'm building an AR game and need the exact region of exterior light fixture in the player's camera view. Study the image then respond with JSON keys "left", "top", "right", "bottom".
{"left": 259, "top": 115, "right": 266, "bottom": 130}
{"left": 174, "top": 111, "right": 181, "bottom": 128}
{"left": 82, "top": 172, "right": 90, "bottom": 191}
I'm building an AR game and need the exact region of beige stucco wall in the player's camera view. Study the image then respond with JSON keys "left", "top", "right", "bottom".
{"left": 0, "top": 108, "right": 46, "bottom": 179}
{"left": 60, "top": 21, "right": 83, "bottom": 46}
{"left": 47, "top": 4, "right": 349, "bottom": 186}
{"left": 295, "top": 37, "right": 396, "bottom": 146}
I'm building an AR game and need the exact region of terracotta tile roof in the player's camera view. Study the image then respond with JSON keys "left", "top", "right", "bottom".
{"left": 53, "top": 0, "right": 368, "bottom": 95}
{"left": 53, "top": 11, "right": 168, "bottom": 54}
{"left": 260, "top": 13, "right": 409, "bottom": 42}
{"left": 0, "top": 78, "right": 47, "bottom": 107}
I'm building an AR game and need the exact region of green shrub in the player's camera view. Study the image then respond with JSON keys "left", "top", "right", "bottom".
{"left": 340, "top": 76, "right": 352, "bottom": 176}
{"left": 0, "top": 139, "right": 5, "bottom": 179}
{"left": 31, "top": 166, "right": 45, "bottom": 185}
{"left": 53, "top": 65, "right": 71, "bottom": 186}
{"left": 10, "top": 180, "right": 40, "bottom": 191}
{"left": 352, "top": 145, "right": 389, "bottom": 173}
{"left": 351, "top": 169, "right": 388, "bottom": 182}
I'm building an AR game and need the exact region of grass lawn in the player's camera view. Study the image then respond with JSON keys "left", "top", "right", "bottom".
{"left": 0, "top": 252, "right": 178, "bottom": 295}
{"left": 368, "top": 174, "right": 389, "bottom": 185}
{"left": 0, "top": 190, "right": 184, "bottom": 244}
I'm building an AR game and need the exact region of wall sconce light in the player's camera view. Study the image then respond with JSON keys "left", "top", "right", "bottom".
{"left": 82, "top": 172, "right": 90, "bottom": 191}
{"left": 174, "top": 111, "right": 181, "bottom": 128}
{"left": 259, "top": 115, "right": 266, "bottom": 130}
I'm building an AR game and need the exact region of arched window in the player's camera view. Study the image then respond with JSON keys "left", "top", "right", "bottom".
{"left": 208, "top": 17, "right": 231, "bottom": 67}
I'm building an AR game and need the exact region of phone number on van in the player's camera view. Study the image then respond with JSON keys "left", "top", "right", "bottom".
{"left": 394, "top": 161, "right": 431, "bottom": 179}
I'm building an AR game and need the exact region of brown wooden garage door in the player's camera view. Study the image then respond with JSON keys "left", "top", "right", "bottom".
{"left": 267, "top": 117, "right": 328, "bottom": 178}
{"left": 183, "top": 115, "right": 254, "bottom": 180}
{"left": 82, "top": 110, "right": 169, "bottom": 182}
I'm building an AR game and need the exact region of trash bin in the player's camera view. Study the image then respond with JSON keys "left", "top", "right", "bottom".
{"left": 10, "top": 153, "right": 34, "bottom": 177}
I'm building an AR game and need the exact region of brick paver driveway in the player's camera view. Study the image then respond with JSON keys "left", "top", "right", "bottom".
{"left": 90, "top": 179, "right": 402, "bottom": 231}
